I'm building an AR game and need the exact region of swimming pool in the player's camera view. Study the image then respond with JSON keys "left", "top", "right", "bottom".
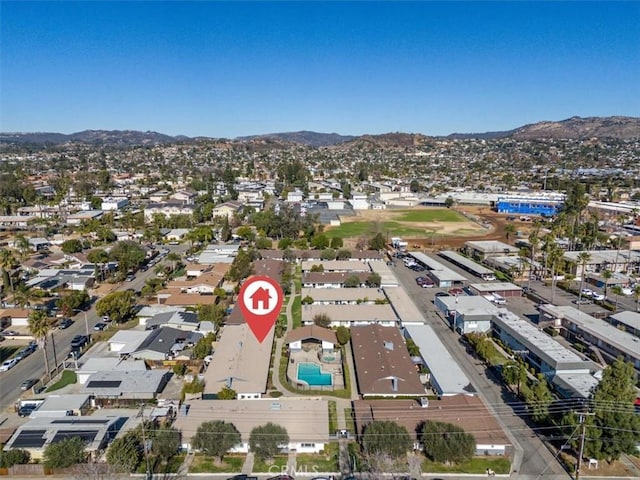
{"left": 297, "top": 362, "right": 333, "bottom": 387}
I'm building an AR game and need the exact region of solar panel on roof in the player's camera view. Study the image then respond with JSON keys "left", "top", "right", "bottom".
{"left": 52, "top": 430, "right": 98, "bottom": 444}
{"left": 12, "top": 430, "right": 47, "bottom": 448}
{"left": 86, "top": 380, "right": 122, "bottom": 388}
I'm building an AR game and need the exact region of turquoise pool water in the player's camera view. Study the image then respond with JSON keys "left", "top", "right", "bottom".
{"left": 297, "top": 362, "right": 332, "bottom": 386}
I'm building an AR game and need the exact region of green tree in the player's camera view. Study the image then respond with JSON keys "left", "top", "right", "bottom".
{"left": 108, "top": 240, "right": 146, "bottom": 274}
{"left": 95, "top": 290, "right": 136, "bottom": 323}
{"left": 236, "top": 226, "right": 255, "bottom": 242}
{"left": 343, "top": 275, "right": 361, "bottom": 288}
{"left": 610, "top": 285, "right": 623, "bottom": 313}
{"left": 309, "top": 264, "right": 324, "bottom": 273}
{"left": 278, "top": 238, "right": 294, "bottom": 250}
{"left": 43, "top": 436, "right": 87, "bottom": 469}
{"left": 193, "top": 332, "right": 215, "bottom": 359}
{"left": 255, "top": 236, "right": 273, "bottom": 249}
{"left": 522, "top": 374, "right": 553, "bottom": 423}
{"left": 336, "top": 249, "right": 351, "bottom": 260}
{"left": 249, "top": 423, "right": 289, "bottom": 461}
{"left": 368, "top": 232, "right": 386, "bottom": 251}
{"left": 152, "top": 426, "right": 181, "bottom": 463}
{"left": 60, "top": 238, "right": 84, "bottom": 254}
{"left": 0, "top": 248, "right": 17, "bottom": 292}
{"left": 409, "top": 179, "right": 421, "bottom": 193}
{"left": 420, "top": 420, "right": 475, "bottom": 464}
{"left": 335, "top": 325, "right": 350, "bottom": 345}
{"left": 197, "top": 304, "right": 226, "bottom": 331}
{"left": 365, "top": 272, "right": 382, "bottom": 288}
{"left": 313, "top": 313, "right": 331, "bottom": 328}
{"left": 575, "top": 251, "right": 592, "bottom": 309}
{"left": 504, "top": 222, "right": 516, "bottom": 241}
{"left": 362, "top": 420, "right": 411, "bottom": 458}
{"left": 28, "top": 309, "right": 51, "bottom": 377}
{"left": 192, "top": 420, "right": 241, "bottom": 463}
{"left": 330, "top": 237, "right": 344, "bottom": 249}
{"left": 0, "top": 449, "right": 30, "bottom": 468}
{"left": 311, "top": 233, "right": 329, "bottom": 250}
{"left": 301, "top": 295, "right": 314, "bottom": 305}
{"left": 56, "top": 290, "right": 90, "bottom": 316}
{"left": 106, "top": 432, "right": 142, "bottom": 473}
{"left": 444, "top": 196, "right": 455, "bottom": 208}
{"left": 217, "top": 386, "right": 237, "bottom": 400}
{"left": 320, "top": 248, "right": 336, "bottom": 260}
{"left": 501, "top": 360, "right": 528, "bottom": 396}
{"left": 227, "top": 248, "right": 256, "bottom": 281}
{"left": 602, "top": 269, "right": 613, "bottom": 299}
{"left": 590, "top": 358, "right": 640, "bottom": 460}
{"left": 405, "top": 338, "right": 420, "bottom": 357}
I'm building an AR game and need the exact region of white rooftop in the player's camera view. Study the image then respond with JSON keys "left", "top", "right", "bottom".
{"left": 438, "top": 296, "right": 500, "bottom": 316}
{"left": 610, "top": 311, "right": 640, "bottom": 333}
{"left": 383, "top": 287, "right": 427, "bottom": 325}
{"left": 409, "top": 252, "right": 468, "bottom": 282}
{"left": 404, "top": 324, "right": 475, "bottom": 396}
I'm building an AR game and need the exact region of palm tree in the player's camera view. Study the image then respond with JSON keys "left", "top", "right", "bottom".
{"left": 0, "top": 248, "right": 17, "bottom": 293}
{"left": 28, "top": 309, "right": 51, "bottom": 377}
{"left": 633, "top": 284, "right": 640, "bottom": 312}
{"left": 504, "top": 223, "right": 516, "bottom": 241}
{"left": 527, "top": 231, "right": 540, "bottom": 291}
{"left": 610, "top": 285, "right": 624, "bottom": 313}
{"left": 166, "top": 252, "right": 182, "bottom": 273}
{"left": 13, "top": 234, "right": 31, "bottom": 261}
{"left": 576, "top": 252, "right": 592, "bottom": 310}
{"left": 602, "top": 269, "right": 613, "bottom": 299}
{"left": 13, "top": 285, "right": 37, "bottom": 309}
{"left": 547, "top": 244, "right": 564, "bottom": 304}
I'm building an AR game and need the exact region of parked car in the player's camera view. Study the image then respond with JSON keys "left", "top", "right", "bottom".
{"left": 94, "top": 322, "right": 107, "bottom": 331}
{"left": 20, "top": 379, "right": 38, "bottom": 391}
{"left": 15, "top": 343, "right": 37, "bottom": 360}
{"left": 574, "top": 298, "right": 593, "bottom": 305}
{"left": 580, "top": 288, "right": 594, "bottom": 297}
{"left": 70, "top": 335, "right": 89, "bottom": 349}
{"left": 435, "top": 292, "right": 450, "bottom": 297}
{"left": 0, "top": 358, "right": 19, "bottom": 371}
{"left": 267, "top": 475, "right": 295, "bottom": 480}
{"left": 18, "top": 404, "right": 38, "bottom": 417}
{"left": 58, "top": 318, "right": 73, "bottom": 329}
{"left": 125, "top": 274, "right": 135, "bottom": 282}
{"left": 2, "top": 330, "right": 18, "bottom": 337}
{"left": 448, "top": 288, "right": 465, "bottom": 296}
{"left": 592, "top": 293, "right": 605, "bottom": 301}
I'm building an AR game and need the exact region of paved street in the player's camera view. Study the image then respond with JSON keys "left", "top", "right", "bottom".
{"left": 390, "top": 257, "right": 570, "bottom": 479}
{"left": 0, "top": 244, "right": 187, "bottom": 414}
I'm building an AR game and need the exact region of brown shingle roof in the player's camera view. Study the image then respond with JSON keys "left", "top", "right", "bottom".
{"left": 284, "top": 325, "right": 338, "bottom": 345}
{"left": 353, "top": 397, "right": 511, "bottom": 447}
{"left": 351, "top": 325, "right": 425, "bottom": 397}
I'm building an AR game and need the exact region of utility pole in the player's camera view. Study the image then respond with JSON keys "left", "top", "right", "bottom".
{"left": 575, "top": 410, "right": 595, "bottom": 480}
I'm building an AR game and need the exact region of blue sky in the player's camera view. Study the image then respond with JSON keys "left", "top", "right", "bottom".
{"left": 1, "top": 1, "right": 639, "bottom": 138}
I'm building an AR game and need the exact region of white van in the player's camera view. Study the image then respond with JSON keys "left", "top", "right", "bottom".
{"left": 492, "top": 293, "right": 506, "bottom": 305}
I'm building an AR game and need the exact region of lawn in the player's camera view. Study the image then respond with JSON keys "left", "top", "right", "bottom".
{"left": 421, "top": 456, "right": 511, "bottom": 474}
{"left": 46, "top": 370, "right": 77, "bottom": 392}
{"left": 296, "top": 442, "right": 339, "bottom": 473}
{"left": 189, "top": 454, "right": 245, "bottom": 473}
{"left": 252, "top": 455, "right": 288, "bottom": 473}
{"left": 344, "top": 407, "right": 355, "bottom": 433}
{"left": 328, "top": 220, "right": 431, "bottom": 239}
{"left": 328, "top": 401, "right": 338, "bottom": 433}
{"left": 0, "top": 346, "right": 19, "bottom": 362}
{"left": 397, "top": 209, "right": 465, "bottom": 222}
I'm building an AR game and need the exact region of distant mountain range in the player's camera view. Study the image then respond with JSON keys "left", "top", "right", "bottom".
{"left": 1, "top": 116, "right": 638, "bottom": 147}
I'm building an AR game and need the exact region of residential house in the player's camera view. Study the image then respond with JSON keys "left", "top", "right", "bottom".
{"left": 350, "top": 324, "right": 426, "bottom": 397}
{"left": 143, "top": 202, "right": 195, "bottom": 221}
{"left": 174, "top": 399, "right": 329, "bottom": 453}
{"left": 285, "top": 325, "right": 337, "bottom": 352}
{"left": 302, "top": 304, "right": 398, "bottom": 327}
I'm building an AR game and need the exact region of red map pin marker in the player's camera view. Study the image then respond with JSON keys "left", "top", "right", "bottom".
{"left": 239, "top": 275, "right": 284, "bottom": 343}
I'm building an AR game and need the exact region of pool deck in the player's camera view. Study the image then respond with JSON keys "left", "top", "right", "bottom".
{"left": 287, "top": 344, "right": 345, "bottom": 390}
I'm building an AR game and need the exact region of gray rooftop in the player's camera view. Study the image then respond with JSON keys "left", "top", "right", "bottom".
{"left": 301, "top": 260, "right": 370, "bottom": 272}
{"left": 404, "top": 324, "right": 475, "bottom": 396}
{"left": 610, "top": 311, "right": 640, "bottom": 333}
{"left": 470, "top": 282, "right": 522, "bottom": 293}
{"left": 203, "top": 323, "right": 274, "bottom": 395}
{"left": 465, "top": 240, "right": 519, "bottom": 254}
{"left": 552, "top": 372, "right": 601, "bottom": 400}
{"left": 368, "top": 260, "right": 399, "bottom": 287}
{"left": 438, "top": 250, "right": 494, "bottom": 275}
{"left": 563, "top": 249, "right": 640, "bottom": 265}
{"left": 541, "top": 305, "right": 640, "bottom": 361}
{"left": 301, "top": 304, "right": 398, "bottom": 324}
{"left": 492, "top": 309, "right": 591, "bottom": 372}
{"left": 300, "top": 287, "right": 385, "bottom": 303}
{"left": 81, "top": 370, "right": 169, "bottom": 398}
{"left": 383, "top": 287, "right": 427, "bottom": 325}
{"left": 29, "top": 394, "right": 91, "bottom": 418}
{"left": 408, "top": 252, "right": 468, "bottom": 282}
{"left": 137, "top": 305, "right": 186, "bottom": 318}
{"left": 438, "top": 295, "right": 500, "bottom": 316}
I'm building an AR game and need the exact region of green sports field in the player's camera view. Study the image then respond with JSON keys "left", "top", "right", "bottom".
{"left": 326, "top": 208, "right": 476, "bottom": 239}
